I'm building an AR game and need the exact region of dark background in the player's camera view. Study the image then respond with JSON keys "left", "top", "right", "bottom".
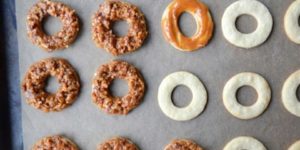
{"left": 0, "top": 0, "right": 22, "bottom": 149}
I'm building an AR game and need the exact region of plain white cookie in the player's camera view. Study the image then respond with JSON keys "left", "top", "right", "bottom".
{"left": 224, "top": 136, "right": 266, "bottom": 150}
{"left": 223, "top": 72, "right": 271, "bottom": 120}
{"left": 282, "top": 70, "right": 300, "bottom": 117}
{"left": 158, "top": 71, "right": 207, "bottom": 121}
{"left": 222, "top": 0, "right": 273, "bottom": 48}
{"left": 284, "top": 0, "right": 300, "bottom": 44}
{"left": 289, "top": 141, "right": 300, "bottom": 150}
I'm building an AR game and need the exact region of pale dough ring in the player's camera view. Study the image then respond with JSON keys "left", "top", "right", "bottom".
{"left": 158, "top": 71, "right": 207, "bottom": 121}
{"left": 223, "top": 72, "right": 271, "bottom": 120}
{"left": 222, "top": 0, "right": 273, "bottom": 48}
{"left": 288, "top": 140, "right": 300, "bottom": 150}
{"left": 282, "top": 70, "right": 300, "bottom": 117}
{"left": 284, "top": 0, "right": 300, "bottom": 44}
{"left": 223, "top": 136, "right": 266, "bottom": 150}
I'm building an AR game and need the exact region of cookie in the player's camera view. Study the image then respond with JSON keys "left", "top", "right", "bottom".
{"left": 92, "top": 60, "right": 145, "bottom": 115}
{"left": 158, "top": 71, "right": 207, "bottom": 121}
{"left": 92, "top": 0, "right": 148, "bottom": 56}
{"left": 32, "top": 135, "right": 78, "bottom": 150}
{"left": 284, "top": 0, "right": 300, "bottom": 44}
{"left": 97, "top": 137, "right": 138, "bottom": 150}
{"left": 22, "top": 58, "right": 80, "bottom": 112}
{"left": 164, "top": 139, "right": 203, "bottom": 150}
{"left": 161, "top": 0, "right": 214, "bottom": 51}
{"left": 282, "top": 70, "right": 300, "bottom": 117}
{"left": 222, "top": 0, "right": 273, "bottom": 48}
{"left": 224, "top": 136, "right": 266, "bottom": 150}
{"left": 223, "top": 72, "right": 271, "bottom": 119}
{"left": 27, "top": 0, "right": 79, "bottom": 51}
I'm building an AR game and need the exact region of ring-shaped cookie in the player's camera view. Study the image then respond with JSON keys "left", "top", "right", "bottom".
{"left": 92, "top": 0, "right": 148, "bottom": 56}
{"left": 27, "top": 0, "right": 79, "bottom": 51}
{"left": 284, "top": 0, "right": 300, "bottom": 44}
{"left": 97, "top": 137, "right": 138, "bottom": 150}
{"left": 22, "top": 58, "right": 80, "bottom": 112}
{"left": 223, "top": 72, "right": 271, "bottom": 120}
{"left": 161, "top": 0, "right": 214, "bottom": 51}
{"left": 224, "top": 136, "right": 266, "bottom": 150}
{"left": 92, "top": 60, "right": 145, "bottom": 115}
{"left": 222, "top": 0, "right": 273, "bottom": 48}
{"left": 164, "top": 139, "right": 203, "bottom": 150}
{"left": 158, "top": 71, "right": 207, "bottom": 121}
{"left": 282, "top": 70, "right": 300, "bottom": 117}
{"left": 289, "top": 140, "right": 300, "bottom": 150}
{"left": 32, "top": 135, "right": 78, "bottom": 150}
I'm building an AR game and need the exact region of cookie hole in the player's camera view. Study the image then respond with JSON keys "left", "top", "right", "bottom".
{"left": 112, "top": 20, "right": 129, "bottom": 37}
{"left": 236, "top": 14, "right": 257, "bottom": 34}
{"left": 172, "top": 85, "right": 192, "bottom": 108}
{"left": 42, "top": 16, "right": 62, "bottom": 35}
{"left": 109, "top": 78, "right": 129, "bottom": 97}
{"left": 45, "top": 76, "right": 60, "bottom": 94}
{"left": 178, "top": 12, "right": 197, "bottom": 37}
{"left": 296, "top": 86, "right": 300, "bottom": 102}
{"left": 236, "top": 86, "right": 258, "bottom": 106}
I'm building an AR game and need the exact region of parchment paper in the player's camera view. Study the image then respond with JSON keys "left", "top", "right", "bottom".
{"left": 16, "top": 0, "right": 300, "bottom": 149}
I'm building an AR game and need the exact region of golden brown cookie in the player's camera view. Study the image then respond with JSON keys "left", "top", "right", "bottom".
{"left": 22, "top": 58, "right": 80, "bottom": 112}
{"left": 164, "top": 139, "right": 203, "bottom": 150}
{"left": 97, "top": 137, "right": 138, "bottom": 150}
{"left": 92, "top": 0, "right": 148, "bottom": 56}
{"left": 32, "top": 135, "right": 78, "bottom": 150}
{"left": 27, "top": 0, "right": 79, "bottom": 51}
{"left": 92, "top": 60, "right": 145, "bottom": 115}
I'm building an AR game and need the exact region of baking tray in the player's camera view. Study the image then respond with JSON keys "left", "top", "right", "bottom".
{"left": 16, "top": 0, "right": 300, "bottom": 149}
{"left": 1, "top": 0, "right": 22, "bottom": 149}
